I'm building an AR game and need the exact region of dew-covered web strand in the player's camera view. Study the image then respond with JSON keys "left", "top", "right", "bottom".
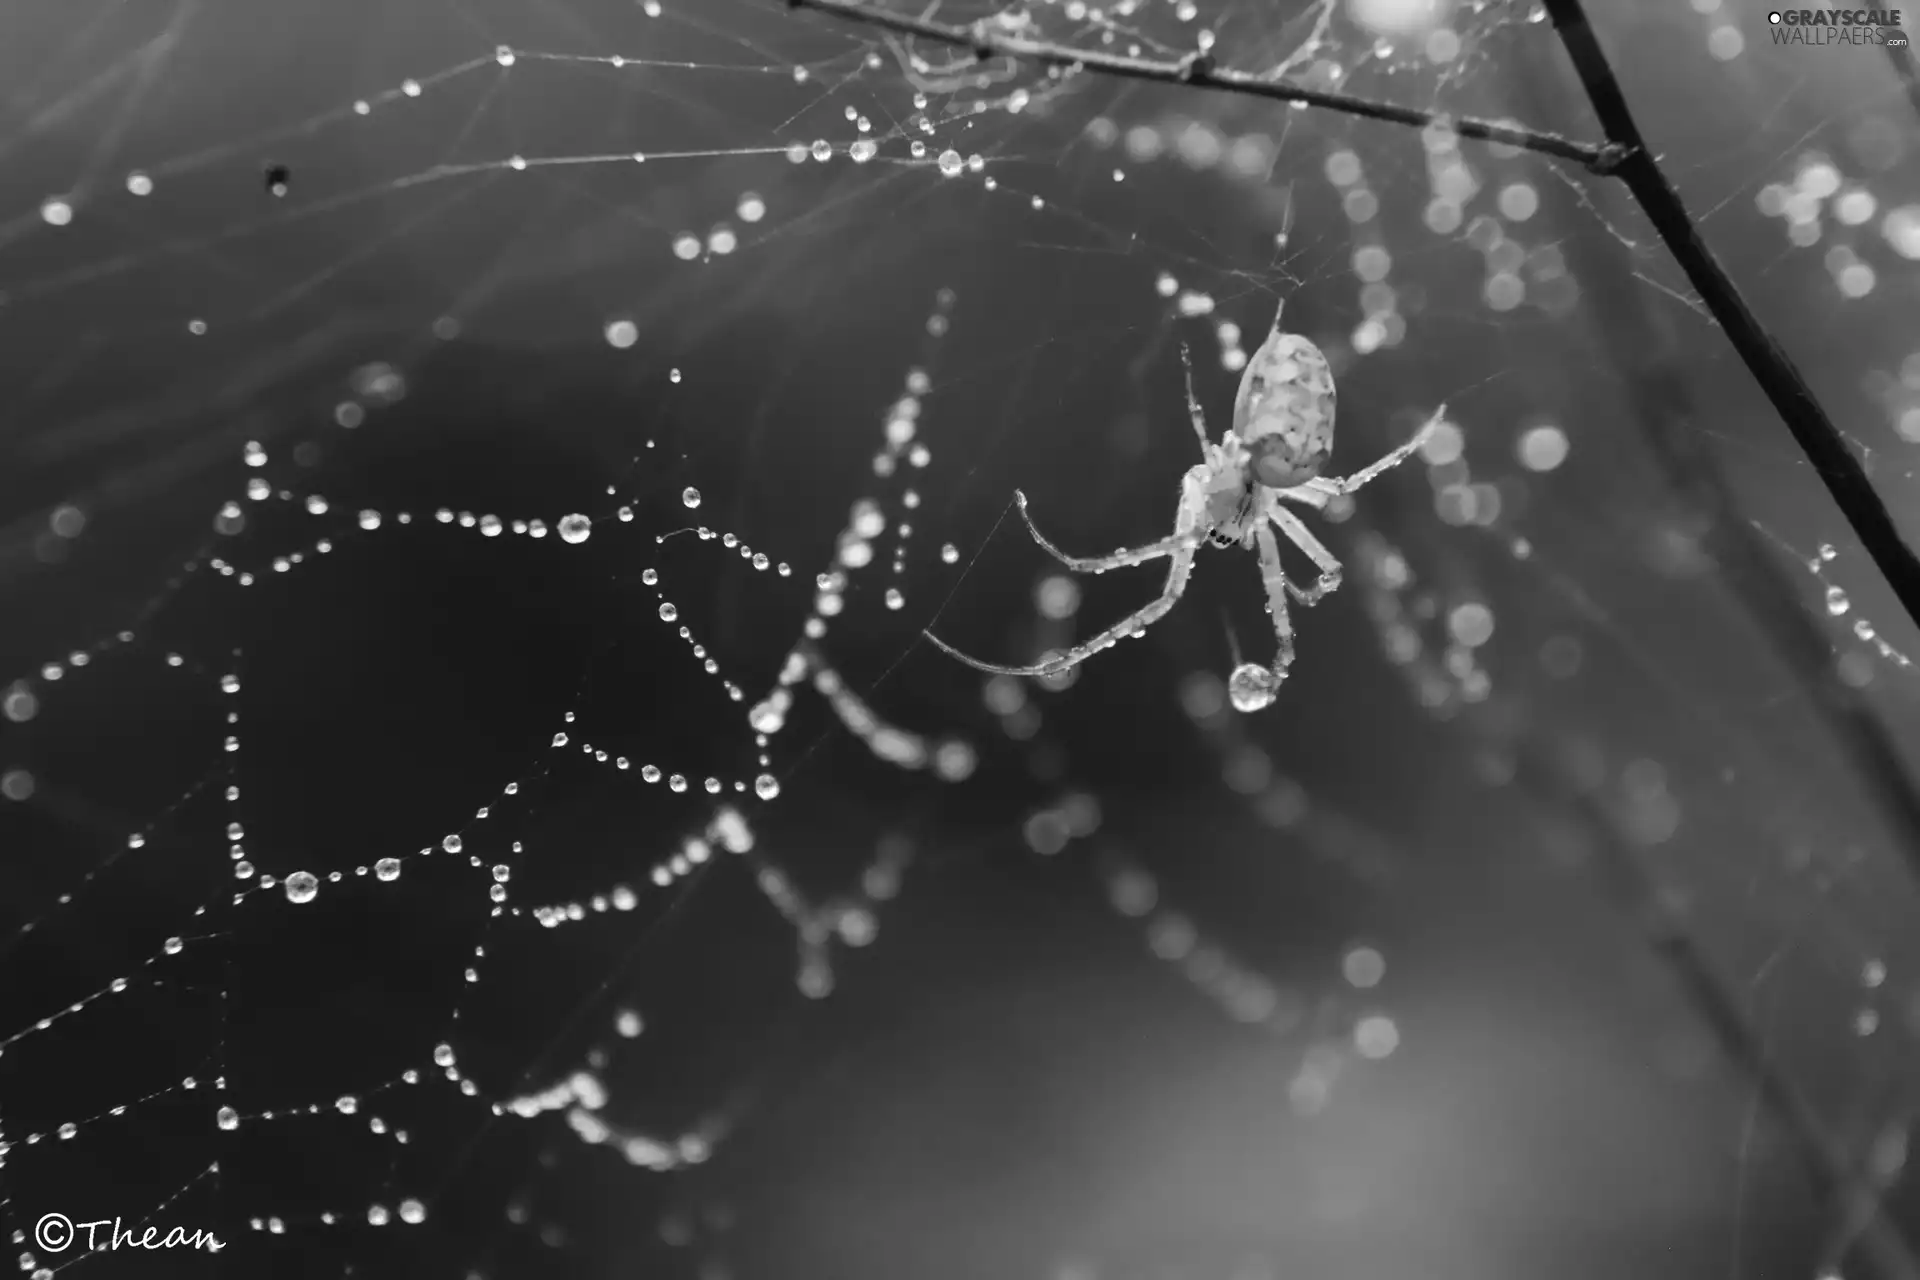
{"left": 1752, "top": 522, "right": 1915, "bottom": 678}
{"left": 0, "top": 297, "right": 979, "bottom": 1262}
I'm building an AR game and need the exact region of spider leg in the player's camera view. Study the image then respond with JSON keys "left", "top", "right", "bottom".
{"left": 1298, "top": 402, "right": 1445, "bottom": 500}
{"left": 1268, "top": 502, "right": 1343, "bottom": 605}
{"left": 1253, "top": 522, "right": 1297, "bottom": 676}
{"left": 1013, "top": 467, "right": 1209, "bottom": 573}
{"left": 926, "top": 472, "right": 1209, "bottom": 678}
{"left": 1179, "top": 342, "right": 1209, "bottom": 454}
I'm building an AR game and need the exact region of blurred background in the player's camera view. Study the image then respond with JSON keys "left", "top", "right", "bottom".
{"left": 1, "top": 0, "right": 1919, "bottom": 1277}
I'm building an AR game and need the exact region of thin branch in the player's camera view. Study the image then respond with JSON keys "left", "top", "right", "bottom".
{"left": 780, "top": 0, "right": 1624, "bottom": 173}
{"left": 1544, "top": 0, "right": 1920, "bottom": 637}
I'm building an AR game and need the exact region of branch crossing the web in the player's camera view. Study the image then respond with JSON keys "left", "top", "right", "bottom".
{"left": 781, "top": 0, "right": 1627, "bottom": 173}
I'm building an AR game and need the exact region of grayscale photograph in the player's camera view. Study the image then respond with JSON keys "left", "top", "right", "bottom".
{"left": 1, "top": 1, "right": 1918, "bottom": 1278}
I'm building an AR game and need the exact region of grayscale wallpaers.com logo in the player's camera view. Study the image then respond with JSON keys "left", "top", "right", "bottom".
{"left": 1768, "top": 9, "right": 1910, "bottom": 44}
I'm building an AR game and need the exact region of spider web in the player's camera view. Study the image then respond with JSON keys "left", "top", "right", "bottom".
{"left": 3, "top": 0, "right": 1920, "bottom": 1277}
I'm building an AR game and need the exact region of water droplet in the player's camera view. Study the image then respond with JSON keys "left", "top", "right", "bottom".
{"left": 937, "top": 149, "right": 964, "bottom": 177}
{"left": 284, "top": 871, "right": 318, "bottom": 904}
{"left": 558, "top": 513, "right": 592, "bottom": 544}
{"left": 216, "top": 1106, "right": 239, "bottom": 1131}
{"left": 682, "top": 487, "right": 702, "bottom": 509}
{"left": 442, "top": 834, "right": 463, "bottom": 854}
{"left": 810, "top": 139, "right": 833, "bottom": 162}
{"left": 1227, "top": 663, "right": 1282, "bottom": 713}
{"left": 1826, "top": 585, "right": 1851, "bottom": 616}
{"left": 368, "top": 1204, "right": 391, "bottom": 1226}
{"left": 164, "top": 936, "right": 184, "bottom": 955}
{"left": 375, "top": 857, "right": 402, "bottom": 881}
{"left": 399, "top": 1198, "right": 426, "bottom": 1224}
{"left": 755, "top": 774, "right": 780, "bottom": 800}
{"left": 659, "top": 602, "right": 679, "bottom": 622}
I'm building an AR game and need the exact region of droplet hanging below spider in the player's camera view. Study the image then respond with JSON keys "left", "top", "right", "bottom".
{"left": 264, "top": 164, "right": 290, "bottom": 197}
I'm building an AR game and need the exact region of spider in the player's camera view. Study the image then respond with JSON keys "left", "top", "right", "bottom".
{"left": 924, "top": 306, "right": 1444, "bottom": 712}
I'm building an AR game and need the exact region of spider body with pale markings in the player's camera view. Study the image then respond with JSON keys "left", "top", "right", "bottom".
{"left": 925, "top": 304, "right": 1443, "bottom": 711}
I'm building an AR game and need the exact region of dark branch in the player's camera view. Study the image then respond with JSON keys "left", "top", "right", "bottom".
{"left": 1544, "top": 0, "right": 1920, "bottom": 639}
{"left": 781, "top": 0, "right": 1621, "bottom": 173}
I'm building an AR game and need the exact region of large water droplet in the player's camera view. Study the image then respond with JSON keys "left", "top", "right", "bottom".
{"left": 216, "top": 1106, "right": 239, "bottom": 1131}
{"left": 284, "top": 871, "right": 318, "bottom": 904}
{"left": 375, "top": 857, "right": 402, "bottom": 881}
{"left": 1826, "top": 585, "right": 1851, "bottom": 616}
{"left": 558, "top": 514, "right": 592, "bottom": 544}
{"left": 1227, "top": 662, "right": 1282, "bottom": 713}
{"left": 937, "top": 149, "right": 963, "bottom": 177}
{"left": 659, "top": 602, "right": 679, "bottom": 622}
{"left": 755, "top": 774, "right": 780, "bottom": 800}
{"left": 681, "top": 487, "right": 702, "bottom": 509}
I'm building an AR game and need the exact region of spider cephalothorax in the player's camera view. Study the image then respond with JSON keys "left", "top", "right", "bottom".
{"left": 926, "top": 303, "right": 1442, "bottom": 712}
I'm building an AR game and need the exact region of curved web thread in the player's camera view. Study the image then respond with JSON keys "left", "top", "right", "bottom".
{"left": 0, "top": 334, "right": 965, "bottom": 1263}
{"left": 5, "top": 0, "right": 1920, "bottom": 1276}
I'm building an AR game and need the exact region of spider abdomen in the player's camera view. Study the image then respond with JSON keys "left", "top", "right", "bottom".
{"left": 1231, "top": 330, "right": 1335, "bottom": 488}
